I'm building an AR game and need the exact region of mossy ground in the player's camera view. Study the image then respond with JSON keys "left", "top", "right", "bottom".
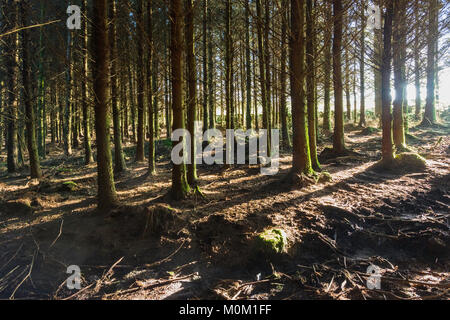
{"left": 255, "top": 228, "right": 287, "bottom": 255}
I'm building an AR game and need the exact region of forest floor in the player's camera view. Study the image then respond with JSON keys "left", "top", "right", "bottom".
{"left": 0, "top": 119, "right": 449, "bottom": 300}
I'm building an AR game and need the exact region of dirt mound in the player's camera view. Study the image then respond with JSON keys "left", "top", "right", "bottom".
{"left": 194, "top": 214, "right": 252, "bottom": 263}
{"left": 359, "top": 127, "right": 380, "bottom": 135}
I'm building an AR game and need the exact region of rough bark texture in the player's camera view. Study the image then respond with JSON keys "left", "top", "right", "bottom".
{"left": 359, "top": 0, "right": 366, "bottom": 128}
{"left": 92, "top": 0, "right": 118, "bottom": 210}
{"left": 323, "top": 1, "right": 332, "bottom": 133}
{"left": 20, "top": 0, "right": 42, "bottom": 179}
{"left": 82, "top": 0, "right": 93, "bottom": 165}
{"left": 110, "top": 0, "right": 127, "bottom": 173}
{"left": 393, "top": 0, "right": 407, "bottom": 149}
{"left": 64, "top": 24, "right": 72, "bottom": 156}
{"left": 423, "top": 0, "right": 439, "bottom": 125}
{"left": 280, "top": 6, "right": 290, "bottom": 149}
{"left": 306, "top": 0, "right": 320, "bottom": 170}
{"left": 332, "top": 0, "right": 345, "bottom": 154}
{"left": 414, "top": 0, "right": 421, "bottom": 119}
{"left": 245, "top": 0, "right": 252, "bottom": 130}
{"left": 225, "top": 0, "right": 234, "bottom": 130}
{"left": 170, "top": 0, "right": 189, "bottom": 200}
{"left": 291, "top": 0, "right": 312, "bottom": 175}
{"left": 381, "top": 0, "right": 395, "bottom": 163}
{"left": 147, "top": 0, "right": 155, "bottom": 174}
{"left": 135, "top": 0, "right": 145, "bottom": 162}
{"left": 5, "top": 0, "right": 19, "bottom": 172}
{"left": 186, "top": 0, "right": 197, "bottom": 185}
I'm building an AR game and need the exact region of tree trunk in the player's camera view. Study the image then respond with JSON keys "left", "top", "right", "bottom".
{"left": 5, "top": 0, "right": 19, "bottom": 172}
{"left": 92, "top": 0, "right": 118, "bottom": 211}
{"left": 381, "top": 0, "right": 395, "bottom": 163}
{"left": 392, "top": 0, "right": 407, "bottom": 149}
{"left": 280, "top": 5, "right": 290, "bottom": 149}
{"left": 374, "top": 0, "right": 383, "bottom": 119}
{"left": 20, "top": 0, "right": 42, "bottom": 179}
{"left": 146, "top": 0, "right": 155, "bottom": 174}
{"left": 344, "top": 11, "right": 351, "bottom": 122}
{"left": 333, "top": 0, "right": 345, "bottom": 154}
{"left": 264, "top": 0, "right": 272, "bottom": 148}
{"left": 185, "top": 0, "right": 197, "bottom": 185}
{"left": 359, "top": 0, "right": 366, "bottom": 127}
{"left": 207, "top": 3, "right": 215, "bottom": 129}
{"left": 414, "top": 0, "right": 421, "bottom": 120}
{"left": 306, "top": 0, "right": 320, "bottom": 170}
{"left": 323, "top": 1, "right": 332, "bottom": 133}
{"left": 422, "top": 0, "right": 439, "bottom": 125}
{"left": 135, "top": 0, "right": 145, "bottom": 161}
{"left": 225, "top": 0, "right": 234, "bottom": 130}
{"left": 202, "top": 0, "right": 209, "bottom": 132}
{"left": 291, "top": 0, "right": 312, "bottom": 175}
{"left": 170, "top": 0, "right": 190, "bottom": 200}
{"left": 110, "top": 0, "right": 127, "bottom": 173}
{"left": 37, "top": 2, "right": 46, "bottom": 159}
{"left": 82, "top": 0, "right": 93, "bottom": 165}
{"left": 256, "top": 0, "right": 269, "bottom": 144}
{"left": 64, "top": 14, "right": 73, "bottom": 156}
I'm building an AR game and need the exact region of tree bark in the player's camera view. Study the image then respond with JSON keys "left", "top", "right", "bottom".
{"left": 323, "top": 1, "right": 332, "bottom": 133}
{"left": 20, "top": 0, "right": 42, "bottom": 179}
{"left": 332, "top": 0, "right": 345, "bottom": 154}
{"left": 414, "top": 0, "right": 421, "bottom": 120}
{"left": 306, "top": 0, "right": 320, "bottom": 170}
{"left": 291, "top": 0, "right": 312, "bottom": 175}
{"left": 245, "top": 0, "right": 252, "bottom": 130}
{"left": 64, "top": 10, "right": 73, "bottom": 157}
{"left": 5, "top": 0, "right": 19, "bottom": 172}
{"left": 170, "top": 0, "right": 190, "bottom": 200}
{"left": 92, "top": 0, "right": 118, "bottom": 211}
{"left": 393, "top": 0, "right": 407, "bottom": 149}
{"left": 185, "top": 0, "right": 197, "bottom": 185}
{"left": 422, "top": 0, "right": 439, "bottom": 125}
{"left": 147, "top": 0, "right": 155, "bottom": 174}
{"left": 110, "top": 0, "right": 127, "bottom": 173}
{"left": 359, "top": 0, "right": 366, "bottom": 127}
{"left": 135, "top": 0, "right": 145, "bottom": 161}
{"left": 280, "top": 5, "right": 290, "bottom": 149}
{"left": 82, "top": 0, "right": 93, "bottom": 165}
{"left": 225, "top": 0, "right": 234, "bottom": 130}
{"left": 381, "top": 0, "right": 395, "bottom": 163}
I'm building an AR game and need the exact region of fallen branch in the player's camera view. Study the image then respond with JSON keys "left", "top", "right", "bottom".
{"left": 144, "top": 240, "right": 186, "bottom": 269}
{"left": 9, "top": 251, "right": 36, "bottom": 299}
{"left": 49, "top": 219, "right": 64, "bottom": 248}
{"left": 105, "top": 273, "right": 198, "bottom": 297}
{"left": 0, "top": 243, "right": 23, "bottom": 273}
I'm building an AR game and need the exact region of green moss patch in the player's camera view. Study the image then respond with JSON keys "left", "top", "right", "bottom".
{"left": 317, "top": 171, "right": 333, "bottom": 184}
{"left": 61, "top": 181, "right": 79, "bottom": 192}
{"left": 255, "top": 229, "right": 287, "bottom": 255}
{"left": 394, "top": 152, "right": 427, "bottom": 171}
